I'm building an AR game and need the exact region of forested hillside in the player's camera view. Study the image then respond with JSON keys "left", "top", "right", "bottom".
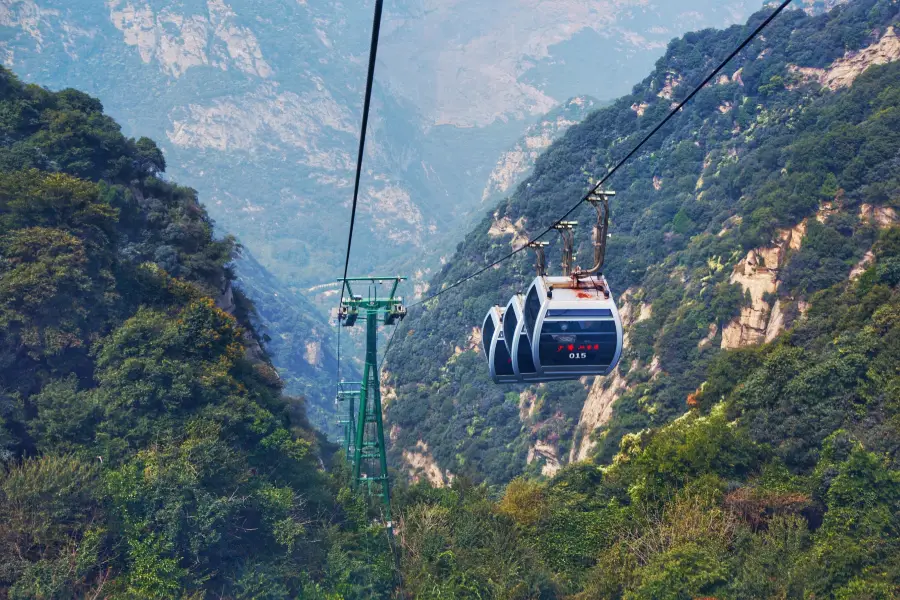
{"left": 379, "top": 2, "right": 900, "bottom": 597}
{"left": 385, "top": 0, "right": 900, "bottom": 485}
{"left": 0, "top": 69, "right": 392, "bottom": 599}
{"left": 389, "top": 220, "right": 900, "bottom": 597}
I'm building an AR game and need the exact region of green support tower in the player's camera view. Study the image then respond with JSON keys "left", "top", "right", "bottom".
{"left": 337, "top": 276, "right": 406, "bottom": 522}
{"left": 335, "top": 380, "right": 361, "bottom": 460}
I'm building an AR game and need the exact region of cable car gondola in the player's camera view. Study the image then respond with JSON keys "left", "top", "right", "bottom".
{"left": 522, "top": 275, "right": 622, "bottom": 378}
{"left": 481, "top": 305, "right": 519, "bottom": 384}
{"left": 503, "top": 294, "right": 574, "bottom": 382}
{"left": 483, "top": 189, "right": 622, "bottom": 382}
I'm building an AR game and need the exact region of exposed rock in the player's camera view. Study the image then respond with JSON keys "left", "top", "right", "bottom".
{"left": 722, "top": 211, "right": 850, "bottom": 348}
{"left": 722, "top": 222, "right": 805, "bottom": 349}
{"left": 168, "top": 81, "right": 354, "bottom": 156}
{"left": 618, "top": 289, "right": 650, "bottom": 349}
{"left": 850, "top": 250, "right": 875, "bottom": 279}
{"left": 718, "top": 101, "right": 733, "bottom": 114}
{"left": 637, "top": 303, "right": 652, "bottom": 323}
{"left": 657, "top": 72, "right": 682, "bottom": 99}
{"left": 527, "top": 440, "right": 561, "bottom": 477}
{"left": 469, "top": 326, "right": 483, "bottom": 354}
{"left": 785, "top": 221, "right": 806, "bottom": 251}
{"left": 381, "top": 370, "right": 398, "bottom": 406}
{"left": 365, "top": 183, "right": 427, "bottom": 246}
{"left": 800, "top": 0, "right": 850, "bottom": 15}
{"left": 304, "top": 341, "right": 322, "bottom": 367}
{"left": 698, "top": 323, "right": 718, "bottom": 350}
{"left": 482, "top": 97, "right": 593, "bottom": 201}
{"left": 213, "top": 277, "right": 267, "bottom": 364}
{"left": 722, "top": 245, "right": 778, "bottom": 349}
{"left": 215, "top": 279, "right": 237, "bottom": 314}
{"left": 403, "top": 441, "right": 453, "bottom": 487}
{"left": 519, "top": 389, "right": 539, "bottom": 421}
{"left": 108, "top": 0, "right": 272, "bottom": 79}
{"left": 859, "top": 203, "right": 898, "bottom": 228}
{"left": 488, "top": 215, "right": 529, "bottom": 250}
{"left": 653, "top": 176, "right": 662, "bottom": 190}
{"left": 570, "top": 369, "right": 627, "bottom": 462}
{"left": 787, "top": 64, "right": 827, "bottom": 89}
{"left": 788, "top": 27, "right": 900, "bottom": 90}
{"left": 631, "top": 102, "right": 649, "bottom": 116}
{"left": 765, "top": 301, "right": 786, "bottom": 343}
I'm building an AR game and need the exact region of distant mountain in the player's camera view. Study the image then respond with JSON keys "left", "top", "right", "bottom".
{"left": 383, "top": 0, "right": 900, "bottom": 485}
{"left": 481, "top": 96, "right": 603, "bottom": 206}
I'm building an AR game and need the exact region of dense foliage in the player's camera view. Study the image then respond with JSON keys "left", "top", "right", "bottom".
{"left": 0, "top": 68, "right": 396, "bottom": 599}
{"left": 3, "top": 1, "right": 900, "bottom": 597}
{"left": 378, "top": 2, "right": 900, "bottom": 597}
{"left": 391, "top": 228, "right": 900, "bottom": 596}
{"left": 385, "top": 0, "right": 900, "bottom": 484}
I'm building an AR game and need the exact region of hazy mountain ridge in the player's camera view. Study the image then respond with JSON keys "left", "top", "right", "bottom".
{"left": 481, "top": 95, "right": 602, "bottom": 204}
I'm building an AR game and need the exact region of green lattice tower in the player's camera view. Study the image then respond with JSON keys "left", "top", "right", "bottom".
{"left": 337, "top": 277, "right": 406, "bottom": 521}
{"left": 335, "top": 381, "right": 361, "bottom": 459}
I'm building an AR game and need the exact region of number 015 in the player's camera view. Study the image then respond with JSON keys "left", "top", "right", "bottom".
{"left": 569, "top": 352, "right": 587, "bottom": 360}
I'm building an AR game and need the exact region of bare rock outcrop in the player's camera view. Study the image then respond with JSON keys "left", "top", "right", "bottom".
{"left": 215, "top": 279, "right": 266, "bottom": 363}
{"left": 860, "top": 203, "right": 898, "bottom": 228}
{"left": 527, "top": 440, "right": 561, "bottom": 477}
{"left": 789, "top": 26, "right": 900, "bottom": 90}
{"left": 488, "top": 214, "right": 529, "bottom": 250}
{"left": 403, "top": 441, "right": 453, "bottom": 487}
{"left": 657, "top": 72, "right": 682, "bottom": 99}
{"left": 108, "top": 0, "right": 272, "bottom": 79}
{"left": 304, "top": 341, "right": 322, "bottom": 368}
{"left": 722, "top": 223, "right": 805, "bottom": 349}
{"left": 519, "top": 389, "right": 539, "bottom": 421}
{"left": 570, "top": 369, "right": 627, "bottom": 463}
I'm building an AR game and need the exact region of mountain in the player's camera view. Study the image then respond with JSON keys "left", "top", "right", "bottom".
{"left": 0, "top": 0, "right": 765, "bottom": 286}
{"left": 0, "top": 0, "right": 767, "bottom": 418}
{"left": 383, "top": 2, "right": 900, "bottom": 597}
{"left": 383, "top": 0, "right": 900, "bottom": 485}
{"left": 480, "top": 95, "right": 603, "bottom": 207}
{"left": 0, "top": 67, "right": 387, "bottom": 598}
{"left": 2, "top": 1, "right": 899, "bottom": 597}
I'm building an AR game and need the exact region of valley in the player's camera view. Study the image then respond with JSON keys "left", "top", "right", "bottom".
{"left": 0, "top": 0, "right": 898, "bottom": 597}
{"left": 0, "top": 0, "right": 761, "bottom": 426}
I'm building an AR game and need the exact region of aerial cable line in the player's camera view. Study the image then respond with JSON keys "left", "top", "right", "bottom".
{"left": 334, "top": 0, "right": 385, "bottom": 385}
{"left": 338, "top": 0, "right": 385, "bottom": 310}
{"left": 400, "top": 0, "right": 794, "bottom": 313}
{"left": 378, "top": 322, "right": 400, "bottom": 373}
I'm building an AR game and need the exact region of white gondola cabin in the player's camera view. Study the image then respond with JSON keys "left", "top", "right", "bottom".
{"left": 481, "top": 305, "right": 519, "bottom": 384}
{"left": 503, "top": 294, "right": 574, "bottom": 382}
{"left": 522, "top": 275, "right": 623, "bottom": 378}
